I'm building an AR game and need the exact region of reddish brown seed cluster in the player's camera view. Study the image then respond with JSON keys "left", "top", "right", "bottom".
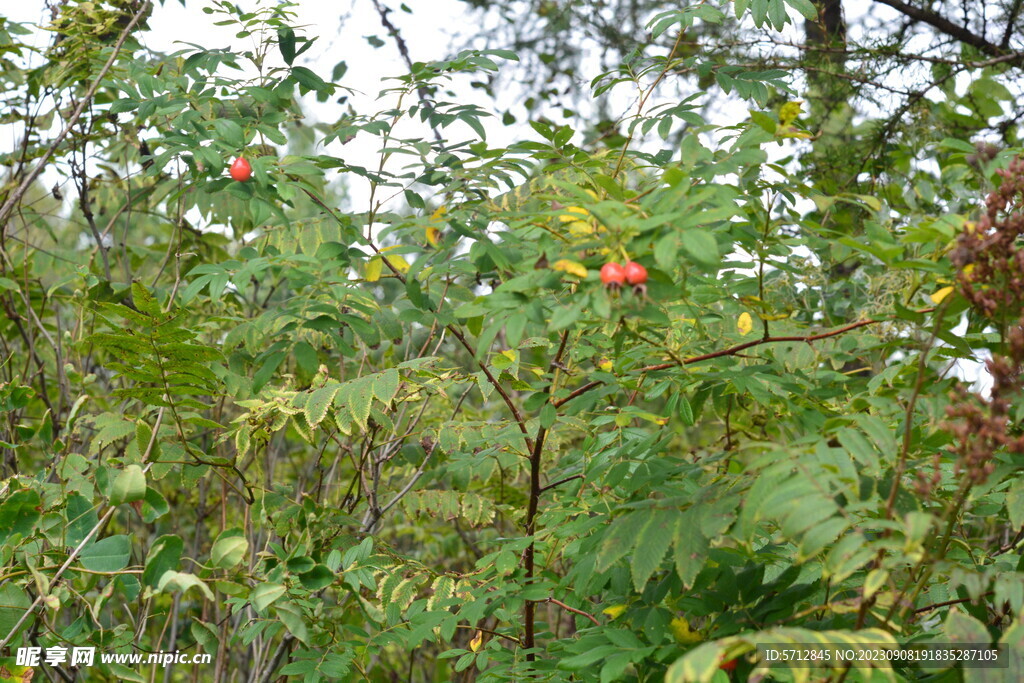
{"left": 600, "top": 261, "right": 647, "bottom": 296}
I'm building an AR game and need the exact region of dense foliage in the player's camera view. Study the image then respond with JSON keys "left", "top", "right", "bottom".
{"left": 1, "top": 0, "right": 1023, "bottom": 681}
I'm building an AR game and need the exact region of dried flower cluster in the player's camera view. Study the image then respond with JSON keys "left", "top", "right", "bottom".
{"left": 951, "top": 155, "right": 1024, "bottom": 318}
{"left": 935, "top": 158, "right": 1024, "bottom": 488}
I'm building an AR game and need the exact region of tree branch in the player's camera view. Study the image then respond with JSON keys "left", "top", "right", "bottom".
{"left": 1001, "top": 0, "right": 1024, "bottom": 48}
{"left": 544, "top": 598, "right": 600, "bottom": 627}
{"left": 554, "top": 311, "right": 934, "bottom": 408}
{"left": 872, "top": 0, "right": 1006, "bottom": 56}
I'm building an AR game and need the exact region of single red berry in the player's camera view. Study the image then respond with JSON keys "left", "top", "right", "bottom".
{"left": 229, "top": 157, "right": 252, "bottom": 182}
{"left": 624, "top": 261, "right": 647, "bottom": 285}
{"left": 719, "top": 658, "right": 738, "bottom": 672}
{"left": 600, "top": 262, "right": 626, "bottom": 287}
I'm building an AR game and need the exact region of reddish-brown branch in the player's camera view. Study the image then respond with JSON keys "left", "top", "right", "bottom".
{"left": 539, "top": 474, "right": 583, "bottom": 494}
{"left": 544, "top": 598, "right": 600, "bottom": 627}
{"left": 914, "top": 592, "right": 992, "bottom": 614}
{"left": 555, "top": 312, "right": 933, "bottom": 408}
{"left": 523, "top": 329, "right": 572, "bottom": 659}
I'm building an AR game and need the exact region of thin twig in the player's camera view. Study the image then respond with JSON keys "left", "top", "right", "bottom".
{"left": 544, "top": 598, "right": 600, "bottom": 627}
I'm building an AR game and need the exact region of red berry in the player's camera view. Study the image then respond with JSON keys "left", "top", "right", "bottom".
{"left": 719, "top": 658, "right": 738, "bottom": 672}
{"left": 624, "top": 261, "right": 647, "bottom": 285}
{"left": 600, "top": 262, "right": 626, "bottom": 286}
{"left": 229, "top": 157, "right": 252, "bottom": 182}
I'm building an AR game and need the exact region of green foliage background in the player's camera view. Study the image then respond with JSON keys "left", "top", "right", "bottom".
{"left": 0, "top": 0, "right": 1023, "bottom": 681}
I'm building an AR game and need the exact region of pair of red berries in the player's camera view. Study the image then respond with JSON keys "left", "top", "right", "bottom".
{"left": 229, "top": 157, "right": 252, "bottom": 182}
{"left": 600, "top": 261, "right": 647, "bottom": 296}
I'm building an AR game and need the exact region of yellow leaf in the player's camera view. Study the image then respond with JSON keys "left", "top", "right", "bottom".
{"left": 602, "top": 604, "right": 627, "bottom": 619}
{"left": 365, "top": 256, "right": 383, "bottom": 282}
{"left": 931, "top": 286, "right": 955, "bottom": 304}
{"left": 430, "top": 205, "right": 447, "bottom": 222}
{"left": 962, "top": 263, "right": 975, "bottom": 280}
{"left": 778, "top": 100, "right": 803, "bottom": 127}
{"left": 469, "top": 630, "right": 484, "bottom": 652}
{"left": 558, "top": 206, "right": 590, "bottom": 222}
{"left": 598, "top": 358, "right": 613, "bottom": 372}
{"left": 552, "top": 259, "right": 588, "bottom": 278}
{"left": 500, "top": 349, "right": 517, "bottom": 362}
{"left": 670, "top": 616, "right": 702, "bottom": 644}
{"left": 425, "top": 226, "right": 441, "bottom": 247}
{"left": 737, "top": 312, "right": 753, "bottom": 335}
{"left": 775, "top": 124, "right": 813, "bottom": 139}
{"left": 558, "top": 206, "right": 604, "bottom": 238}
{"left": 565, "top": 223, "right": 598, "bottom": 239}
{"left": 758, "top": 311, "right": 792, "bottom": 321}
{"left": 381, "top": 247, "right": 410, "bottom": 274}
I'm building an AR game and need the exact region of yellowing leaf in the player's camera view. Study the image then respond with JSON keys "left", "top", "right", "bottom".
{"left": 598, "top": 358, "right": 613, "bottom": 372}
{"left": 778, "top": 100, "right": 803, "bottom": 127}
{"left": 552, "top": 259, "right": 588, "bottom": 278}
{"left": 430, "top": 205, "right": 447, "bottom": 222}
{"left": 758, "top": 311, "right": 792, "bottom": 321}
{"left": 962, "top": 263, "right": 975, "bottom": 280}
{"left": 558, "top": 206, "right": 604, "bottom": 238}
{"left": 425, "top": 226, "right": 441, "bottom": 247}
{"left": 775, "top": 124, "right": 813, "bottom": 139}
{"left": 670, "top": 616, "right": 702, "bottom": 644}
{"left": 737, "top": 312, "right": 753, "bottom": 335}
{"left": 602, "top": 604, "right": 627, "bottom": 619}
{"left": 500, "top": 349, "right": 517, "bottom": 362}
{"left": 567, "top": 221, "right": 596, "bottom": 237}
{"left": 931, "top": 286, "right": 955, "bottom": 304}
{"left": 381, "top": 247, "right": 410, "bottom": 274}
{"left": 558, "top": 206, "right": 590, "bottom": 223}
{"left": 469, "top": 630, "right": 484, "bottom": 652}
{"left": 365, "top": 256, "right": 383, "bottom": 282}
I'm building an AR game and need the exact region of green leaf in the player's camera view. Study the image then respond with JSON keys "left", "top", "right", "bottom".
{"left": 157, "top": 571, "right": 215, "bottom": 601}
{"left": 80, "top": 535, "right": 131, "bottom": 572}
{"left": 141, "top": 487, "right": 169, "bottom": 523}
{"left": 677, "top": 395, "right": 694, "bottom": 426}
{"left": 673, "top": 512, "right": 708, "bottom": 588}
{"left": 631, "top": 509, "right": 675, "bottom": 591}
{"left": 373, "top": 369, "right": 400, "bottom": 405}
{"left": 110, "top": 465, "right": 146, "bottom": 505}
{"left": 299, "top": 564, "right": 335, "bottom": 590}
{"left": 65, "top": 493, "right": 98, "bottom": 548}
{"left": 252, "top": 582, "right": 286, "bottom": 612}
{"left": 277, "top": 27, "right": 296, "bottom": 65}
{"left": 275, "top": 601, "right": 309, "bottom": 644}
{"left": 0, "top": 583, "right": 32, "bottom": 641}
{"left": 213, "top": 119, "right": 245, "bottom": 149}
{"left": 0, "top": 489, "right": 40, "bottom": 545}
{"left": 682, "top": 229, "right": 719, "bottom": 268}
{"left": 143, "top": 535, "right": 183, "bottom": 588}
{"left": 210, "top": 529, "right": 248, "bottom": 569}
{"left": 596, "top": 512, "right": 645, "bottom": 573}
{"left": 291, "top": 66, "right": 329, "bottom": 93}
{"left": 305, "top": 384, "right": 340, "bottom": 427}
{"left": 784, "top": 0, "right": 817, "bottom": 20}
